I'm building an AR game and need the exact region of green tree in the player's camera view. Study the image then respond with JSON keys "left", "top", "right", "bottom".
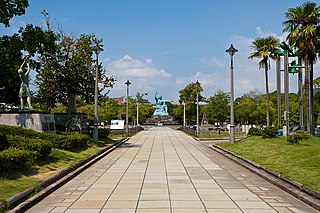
{"left": 135, "top": 92, "right": 148, "bottom": 125}
{"left": 235, "top": 90, "right": 262, "bottom": 125}
{"left": 0, "top": 0, "right": 29, "bottom": 27}
{"left": 283, "top": 1, "right": 320, "bottom": 135}
{"left": 138, "top": 104, "right": 153, "bottom": 124}
{"left": 36, "top": 33, "right": 115, "bottom": 114}
{"left": 314, "top": 76, "right": 320, "bottom": 89}
{"left": 178, "top": 82, "right": 204, "bottom": 125}
{"left": 0, "top": 34, "right": 23, "bottom": 106}
{"left": 314, "top": 76, "right": 320, "bottom": 126}
{"left": 206, "top": 90, "right": 230, "bottom": 125}
{"left": 248, "top": 36, "right": 280, "bottom": 127}
{"left": 0, "top": 24, "right": 56, "bottom": 107}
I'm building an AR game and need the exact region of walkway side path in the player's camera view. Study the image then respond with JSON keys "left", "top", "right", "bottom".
{"left": 27, "top": 127, "right": 318, "bottom": 213}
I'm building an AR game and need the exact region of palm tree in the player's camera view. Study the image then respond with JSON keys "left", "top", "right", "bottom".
{"left": 248, "top": 36, "right": 280, "bottom": 127}
{"left": 283, "top": 1, "right": 320, "bottom": 135}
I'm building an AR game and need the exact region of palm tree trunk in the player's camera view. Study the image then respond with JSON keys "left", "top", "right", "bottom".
{"left": 265, "top": 64, "right": 270, "bottom": 127}
{"left": 309, "top": 59, "right": 314, "bottom": 135}
{"left": 305, "top": 57, "right": 310, "bottom": 133}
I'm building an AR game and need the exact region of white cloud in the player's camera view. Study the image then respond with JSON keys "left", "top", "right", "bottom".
{"left": 145, "top": 58, "right": 152, "bottom": 64}
{"left": 105, "top": 27, "right": 320, "bottom": 103}
{"left": 106, "top": 55, "right": 172, "bottom": 99}
{"left": 256, "top": 26, "right": 288, "bottom": 42}
{"left": 182, "top": 27, "right": 304, "bottom": 100}
{"left": 175, "top": 71, "right": 229, "bottom": 98}
{"left": 198, "top": 57, "right": 225, "bottom": 68}
{"left": 108, "top": 55, "right": 170, "bottom": 78}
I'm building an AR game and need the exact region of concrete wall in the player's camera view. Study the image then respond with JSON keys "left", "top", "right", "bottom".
{"left": 0, "top": 112, "right": 56, "bottom": 133}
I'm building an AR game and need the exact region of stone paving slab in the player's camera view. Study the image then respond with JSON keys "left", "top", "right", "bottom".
{"left": 26, "top": 127, "right": 319, "bottom": 212}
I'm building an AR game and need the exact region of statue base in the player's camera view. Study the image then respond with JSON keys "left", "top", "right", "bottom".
{"left": 54, "top": 113, "right": 88, "bottom": 133}
{"left": 0, "top": 112, "right": 56, "bottom": 133}
{"left": 145, "top": 115, "right": 179, "bottom": 125}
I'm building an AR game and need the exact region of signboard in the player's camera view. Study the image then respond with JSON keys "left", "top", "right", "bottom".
{"left": 110, "top": 120, "right": 125, "bottom": 130}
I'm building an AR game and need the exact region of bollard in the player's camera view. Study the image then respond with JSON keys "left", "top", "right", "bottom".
{"left": 283, "top": 126, "right": 287, "bottom": 136}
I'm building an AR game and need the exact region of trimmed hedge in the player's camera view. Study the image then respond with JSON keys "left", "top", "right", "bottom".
{"left": 0, "top": 147, "right": 33, "bottom": 172}
{"left": 287, "top": 130, "right": 310, "bottom": 144}
{"left": 0, "top": 133, "right": 10, "bottom": 151}
{"left": 0, "top": 125, "right": 91, "bottom": 172}
{"left": 248, "top": 126, "right": 278, "bottom": 138}
{"left": 46, "top": 133, "right": 89, "bottom": 151}
{"left": 0, "top": 124, "right": 42, "bottom": 138}
{"left": 262, "top": 126, "right": 278, "bottom": 138}
{"left": 6, "top": 135, "right": 52, "bottom": 159}
{"left": 0, "top": 125, "right": 90, "bottom": 151}
{"left": 248, "top": 127, "right": 262, "bottom": 136}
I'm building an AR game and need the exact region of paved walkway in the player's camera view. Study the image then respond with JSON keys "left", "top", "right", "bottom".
{"left": 27, "top": 127, "right": 318, "bottom": 213}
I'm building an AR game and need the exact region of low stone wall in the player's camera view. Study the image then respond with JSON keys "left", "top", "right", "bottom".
{"left": 0, "top": 112, "right": 56, "bottom": 133}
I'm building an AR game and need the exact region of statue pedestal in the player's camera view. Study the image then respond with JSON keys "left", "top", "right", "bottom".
{"left": 145, "top": 115, "right": 179, "bottom": 125}
{"left": 54, "top": 113, "right": 88, "bottom": 133}
{"left": 0, "top": 112, "right": 56, "bottom": 133}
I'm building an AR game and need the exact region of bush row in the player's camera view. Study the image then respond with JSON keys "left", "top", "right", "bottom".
{"left": 0, "top": 124, "right": 90, "bottom": 151}
{"left": 46, "top": 134, "right": 89, "bottom": 150}
{"left": 248, "top": 126, "right": 278, "bottom": 138}
{"left": 287, "top": 130, "right": 310, "bottom": 144}
{"left": 248, "top": 127, "right": 310, "bottom": 144}
{"left": 6, "top": 135, "right": 52, "bottom": 159}
{"left": 0, "top": 147, "right": 33, "bottom": 172}
{"left": 0, "top": 125, "right": 91, "bottom": 171}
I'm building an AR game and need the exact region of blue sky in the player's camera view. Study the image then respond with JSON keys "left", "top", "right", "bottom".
{"left": 1, "top": 0, "right": 319, "bottom": 103}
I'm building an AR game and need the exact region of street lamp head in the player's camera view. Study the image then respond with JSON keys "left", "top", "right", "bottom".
{"left": 92, "top": 44, "right": 104, "bottom": 56}
{"left": 125, "top": 80, "right": 131, "bottom": 86}
{"left": 226, "top": 44, "right": 238, "bottom": 56}
{"left": 195, "top": 80, "right": 200, "bottom": 86}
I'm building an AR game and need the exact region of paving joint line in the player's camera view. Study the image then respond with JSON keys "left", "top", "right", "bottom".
{"left": 133, "top": 130, "right": 154, "bottom": 212}
{"left": 183, "top": 133, "right": 278, "bottom": 211}
{"left": 8, "top": 138, "right": 129, "bottom": 213}
{"left": 169, "top": 131, "right": 209, "bottom": 212}
{"left": 161, "top": 131, "right": 173, "bottom": 213}
{"left": 205, "top": 142, "right": 320, "bottom": 212}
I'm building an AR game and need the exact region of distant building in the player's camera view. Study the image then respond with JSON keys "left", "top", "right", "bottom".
{"left": 113, "top": 97, "right": 124, "bottom": 104}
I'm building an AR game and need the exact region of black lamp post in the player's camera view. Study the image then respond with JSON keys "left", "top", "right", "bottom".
{"left": 92, "top": 44, "right": 103, "bottom": 142}
{"left": 125, "top": 80, "right": 131, "bottom": 136}
{"left": 195, "top": 80, "right": 200, "bottom": 136}
{"left": 226, "top": 44, "right": 238, "bottom": 144}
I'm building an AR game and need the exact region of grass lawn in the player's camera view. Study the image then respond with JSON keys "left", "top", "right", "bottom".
{"left": 0, "top": 138, "right": 117, "bottom": 205}
{"left": 219, "top": 136, "right": 320, "bottom": 192}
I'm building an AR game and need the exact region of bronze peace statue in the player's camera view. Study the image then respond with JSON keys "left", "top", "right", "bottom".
{"left": 18, "top": 54, "right": 33, "bottom": 110}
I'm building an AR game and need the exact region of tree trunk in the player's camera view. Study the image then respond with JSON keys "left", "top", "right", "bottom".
{"left": 304, "top": 57, "right": 310, "bottom": 133}
{"left": 265, "top": 63, "right": 270, "bottom": 127}
{"left": 309, "top": 58, "right": 315, "bottom": 135}
{"left": 67, "top": 91, "right": 77, "bottom": 115}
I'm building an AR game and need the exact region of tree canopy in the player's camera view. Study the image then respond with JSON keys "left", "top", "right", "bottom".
{"left": 206, "top": 90, "right": 230, "bottom": 125}
{"left": 0, "top": 0, "right": 29, "bottom": 27}
{"left": 283, "top": 1, "right": 320, "bottom": 134}
{"left": 35, "top": 33, "right": 116, "bottom": 114}
{"left": 0, "top": 24, "right": 56, "bottom": 106}
{"left": 178, "top": 82, "right": 204, "bottom": 125}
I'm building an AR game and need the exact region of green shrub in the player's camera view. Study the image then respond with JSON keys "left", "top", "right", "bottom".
{"left": 0, "top": 124, "right": 41, "bottom": 138}
{"left": 0, "top": 124, "right": 89, "bottom": 151}
{"left": 262, "top": 126, "right": 278, "bottom": 138}
{"left": 0, "top": 133, "right": 10, "bottom": 151}
{"left": 0, "top": 147, "right": 33, "bottom": 171}
{"left": 287, "top": 130, "right": 310, "bottom": 144}
{"left": 6, "top": 135, "right": 52, "bottom": 159}
{"left": 49, "top": 133, "right": 89, "bottom": 151}
{"left": 248, "top": 127, "right": 262, "bottom": 136}
{"left": 98, "top": 128, "right": 109, "bottom": 139}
